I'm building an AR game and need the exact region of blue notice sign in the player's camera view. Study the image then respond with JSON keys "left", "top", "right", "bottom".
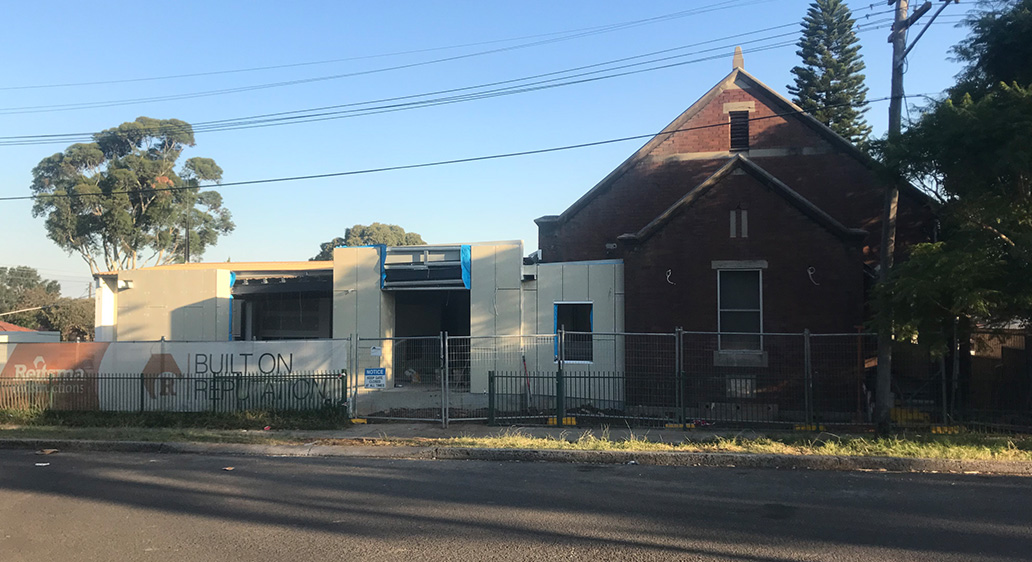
{"left": 364, "top": 368, "right": 387, "bottom": 389}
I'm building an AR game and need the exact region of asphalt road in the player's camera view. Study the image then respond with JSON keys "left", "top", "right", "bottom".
{"left": 1, "top": 450, "right": 1030, "bottom": 561}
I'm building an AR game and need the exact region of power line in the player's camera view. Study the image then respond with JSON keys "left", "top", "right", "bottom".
{"left": 2, "top": 95, "right": 918, "bottom": 204}
{"left": 0, "top": 0, "right": 768, "bottom": 92}
{"left": 0, "top": 20, "right": 895, "bottom": 147}
{"left": 0, "top": 2, "right": 786, "bottom": 114}
{"left": 0, "top": 37, "right": 803, "bottom": 146}
{"left": 0, "top": 38, "right": 804, "bottom": 145}
{"left": 185, "top": 25, "right": 811, "bottom": 128}
{"left": 182, "top": 21, "right": 897, "bottom": 135}
{"left": 0, "top": 7, "right": 895, "bottom": 117}
{"left": 0, "top": 27, "right": 792, "bottom": 137}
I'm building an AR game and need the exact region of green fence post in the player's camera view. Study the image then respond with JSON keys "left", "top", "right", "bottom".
{"left": 441, "top": 331, "right": 449, "bottom": 429}
{"left": 557, "top": 327, "right": 566, "bottom": 427}
{"left": 804, "top": 329, "right": 814, "bottom": 426}
{"left": 676, "top": 328, "right": 686, "bottom": 426}
{"left": 488, "top": 371, "right": 496, "bottom": 426}
{"left": 139, "top": 371, "right": 145, "bottom": 414}
{"left": 342, "top": 368, "right": 348, "bottom": 410}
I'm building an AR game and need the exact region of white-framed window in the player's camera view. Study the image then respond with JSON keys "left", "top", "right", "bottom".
{"left": 554, "top": 302, "right": 592, "bottom": 363}
{"left": 717, "top": 269, "right": 762, "bottom": 351}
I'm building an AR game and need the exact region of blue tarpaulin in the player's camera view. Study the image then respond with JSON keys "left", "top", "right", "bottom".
{"left": 228, "top": 272, "right": 236, "bottom": 341}
{"left": 460, "top": 245, "right": 471, "bottom": 289}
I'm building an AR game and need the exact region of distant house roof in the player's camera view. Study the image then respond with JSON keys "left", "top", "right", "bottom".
{"left": 0, "top": 321, "right": 34, "bottom": 332}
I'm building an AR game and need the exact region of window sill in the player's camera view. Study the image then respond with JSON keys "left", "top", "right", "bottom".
{"left": 713, "top": 350, "right": 768, "bottom": 368}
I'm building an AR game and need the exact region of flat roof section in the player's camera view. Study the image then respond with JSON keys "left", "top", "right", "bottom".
{"left": 95, "top": 261, "right": 333, "bottom": 277}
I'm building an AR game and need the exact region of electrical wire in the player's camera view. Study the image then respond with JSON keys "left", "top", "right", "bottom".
{"left": 0, "top": 2, "right": 793, "bottom": 114}
{"left": 0, "top": 0, "right": 769, "bottom": 92}
{"left": 0, "top": 27, "right": 803, "bottom": 136}
{"left": 1, "top": 94, "right": 921, "bottom": 204}
{"left": 0, "top": 21, "right": 895, "bottom": 147}
{"left": 0, "top": 8, "right": 895, "bottom": 117}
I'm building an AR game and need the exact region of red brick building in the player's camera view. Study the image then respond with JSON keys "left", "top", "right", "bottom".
{"left": 536, "top": 56, "right": 933, "bottom": 340}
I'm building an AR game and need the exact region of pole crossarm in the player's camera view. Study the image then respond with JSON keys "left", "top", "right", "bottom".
{"left": 900, "top": 1, "right": 958, "bottom": 63}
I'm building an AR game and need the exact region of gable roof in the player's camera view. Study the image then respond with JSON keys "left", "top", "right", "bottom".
{"left": 617, "top": 154, "right": 868, "bottom": 245}
{"left": 542, "top": 66, "right": 929, "bottom": 228}
{"left": 0, "top": 321, "right": 34, "bottom": 332}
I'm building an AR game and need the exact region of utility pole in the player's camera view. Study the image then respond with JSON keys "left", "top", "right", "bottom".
{"left": 875, "top": 0, "right": 954, "bottom": 435}
{"left": 184, "top": 211, "right": 191, "bottom": 264}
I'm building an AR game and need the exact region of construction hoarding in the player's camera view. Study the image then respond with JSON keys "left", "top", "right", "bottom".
{"left": 0, "top": 340, "right": 349, "bottom": 412}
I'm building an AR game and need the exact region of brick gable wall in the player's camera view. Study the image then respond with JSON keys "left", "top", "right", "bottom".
{"left": 538, "top": 74, "right": 933, "bottom": 268}
{"left": 621, "top": 172, "right": 865, "bottom": 334}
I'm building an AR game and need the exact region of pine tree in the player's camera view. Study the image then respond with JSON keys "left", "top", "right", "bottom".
{"left": 788, "top": 0, "right": 872, "bottom": 145}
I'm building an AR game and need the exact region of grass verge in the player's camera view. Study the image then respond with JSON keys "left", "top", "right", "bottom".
{"left": 433, "top": 429, "right": 1032, "bottom": 462}
{"left": 3, "top": 420, "right": 1031, "bottom": 462}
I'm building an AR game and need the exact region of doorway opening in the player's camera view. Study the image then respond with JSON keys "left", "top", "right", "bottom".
{"left": 392, "top": 290, "right": 470, "bottom": 386}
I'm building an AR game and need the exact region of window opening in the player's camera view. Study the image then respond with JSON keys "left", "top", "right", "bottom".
{"left": 717, "top": 270, "right": 761, "bottom": 350}
{"left": 555, "top": 302, "right": 592, "bottom": 362}
{"left": 729, "top": 111, "right": 750, "bottom": 151}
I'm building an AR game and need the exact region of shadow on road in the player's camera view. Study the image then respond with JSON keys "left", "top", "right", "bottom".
{"left": 1, "top": 451, "right": 1030, "bottom": 561}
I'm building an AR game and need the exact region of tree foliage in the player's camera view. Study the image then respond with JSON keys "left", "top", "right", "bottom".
{"left": 0, "top": 267, "right": 60, "bottom": 329}
{"left": 40, "top": 297, "right": 95, "bottom": 341}
{"left": 787, "top": 0, "right": 871, "bottom": 145}
{"left": 30, "top": 117, "right": 234, "bottom": 274}
{"left": 953, "top": 0, "right": 1032, "bottom": 97}
{"left": 884, "top": 0, "right": 1032, "bottom": 344}
{"left": 311, "top": 223, "right": 426, "bottom": 260}
{"left": 0, "top": 266, "right": 94, "bottom": 340}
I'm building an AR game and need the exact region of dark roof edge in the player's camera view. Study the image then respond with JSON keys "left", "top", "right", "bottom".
{"left": 622, "top": 155, "right": 868, "bottom": 245}
{"left": 553, "top": 68, "right": 742, "bottom": 226}
{"left": 734, "top": 69, "right": 932, "bottom": 207}
{"left": 551, "top": 68, "right": 932, "bottom": 233}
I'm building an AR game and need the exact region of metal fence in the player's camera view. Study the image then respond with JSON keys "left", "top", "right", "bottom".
{"left": 9, "top": 330, "right": 1021, "bottom": 429}
{"left": 348, "top": 330, "right": 952, "bottom": 429}
{"left": 0, "top": 371, "right": 348, "bottom": 412}
{"left": 353, "top": 336, "right": 445, "bottom": 422}
{"left": 483, "top": 330, "right": 882, "bottom": 428}
{"left": 963, "top": 329, "right": 1032, "bottom": 430}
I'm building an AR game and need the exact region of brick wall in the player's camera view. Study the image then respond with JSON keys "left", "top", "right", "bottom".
{"left": 620, "top": 172, "right": 865, "bottom": 334}
{"left": 538, "top": 75, "right": 933, "bottom": 267}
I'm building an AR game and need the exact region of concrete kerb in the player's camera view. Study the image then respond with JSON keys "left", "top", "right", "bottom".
{"left": 2, "top": 437, "right": 1032, "bottom": 475}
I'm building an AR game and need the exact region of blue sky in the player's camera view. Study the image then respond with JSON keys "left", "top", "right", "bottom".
{"left": 0, "top": 0, "right": 976, "bottom": 297}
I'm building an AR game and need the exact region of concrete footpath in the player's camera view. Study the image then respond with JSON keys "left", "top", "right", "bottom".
{"left": 2, "top": 423, "right": 1032, "bottom": 476}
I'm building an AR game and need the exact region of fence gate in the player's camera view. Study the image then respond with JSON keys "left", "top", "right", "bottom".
{"left": 446, "top": 334, "right": 559, "bottom": 425}
{"left": 352, "top": 335, "right": 445, "bottom": 423}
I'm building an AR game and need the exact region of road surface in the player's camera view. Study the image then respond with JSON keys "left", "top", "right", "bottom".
{"left": 1, "top": 450, "right": 1029, "bottom": 561}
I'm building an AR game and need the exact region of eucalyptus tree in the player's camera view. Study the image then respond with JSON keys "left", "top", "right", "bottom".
{"left": 30, "top": 117, "right": 233, "bottom": 273}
